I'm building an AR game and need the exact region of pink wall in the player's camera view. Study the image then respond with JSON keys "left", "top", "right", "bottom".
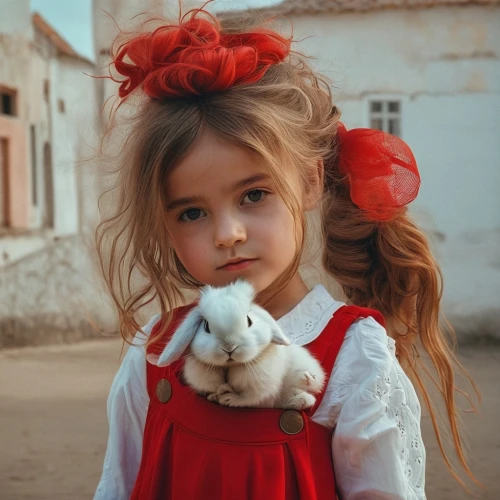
{"left": 0, "top": 116, "right": 29, "bottom": 228}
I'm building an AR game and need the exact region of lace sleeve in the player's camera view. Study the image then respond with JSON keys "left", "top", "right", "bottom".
{"left": 313, "top": 316, "right": 426, "bottom": 500}
{"left": 93, "top": 314, "right": 160, "bottom": 500}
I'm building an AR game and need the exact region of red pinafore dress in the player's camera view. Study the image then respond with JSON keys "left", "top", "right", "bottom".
{"left": 131, "top": 303, "right": 385, "bottom": 500}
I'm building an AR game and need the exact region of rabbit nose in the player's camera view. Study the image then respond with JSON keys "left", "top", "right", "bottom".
{"left": 222, "top": 346, "right": 238, "bottom": 355}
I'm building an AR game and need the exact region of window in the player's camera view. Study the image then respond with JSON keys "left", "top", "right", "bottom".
{"left": 44, "top": 80, "right": 50, "bottom": 102}
{"left": 0, "top": 138, "right": 9, "bottom": 227}
{"left": 369, "top": 100, "right": 401, "bottom": 136}
{"left": 43, "top": 142, "right": 54, "bottom": 228}
{"left": 0, "top": 87, "right": 17, "bottom": 116}
{"left": 30, "top": 125, "right": 38, "bottom": 206}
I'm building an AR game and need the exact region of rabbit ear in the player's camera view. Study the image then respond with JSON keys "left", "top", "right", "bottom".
{"left": 270, "top": 325, "right": 291, "bottom": 346}
{"left": 250, "top": 304, "right": 291, "bottom": 346}
{"left": 150, "top": 307, "right": 204, "bottom": 367}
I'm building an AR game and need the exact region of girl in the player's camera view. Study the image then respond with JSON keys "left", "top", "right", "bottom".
{"left": 93, "top": 4, "right": 477, "bottom": 499}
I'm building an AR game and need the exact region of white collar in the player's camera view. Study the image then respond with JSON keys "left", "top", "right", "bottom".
{"left": 276, "top": 284, "right": 344, "bottom": 346}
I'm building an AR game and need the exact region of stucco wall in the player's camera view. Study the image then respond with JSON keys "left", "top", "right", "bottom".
{"left": 0, "top": 0, "right": 32, "bottom": 37}
{"left": 49, "top": 55, "right": 99, "bottom": 236}
{"left": 0, "top": 234, "right": 116, "bottom": 348}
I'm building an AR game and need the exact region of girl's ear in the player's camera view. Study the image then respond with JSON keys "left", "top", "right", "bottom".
{"left": 148, "top": 307, "right": 204, "bottom": 367}
{"left": 303, "top": 158, "right": 325, "bottom": 211}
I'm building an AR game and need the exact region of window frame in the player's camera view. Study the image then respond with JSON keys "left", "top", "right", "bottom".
{"left": 363, "top": 95, "right": 407, "bottom": 138}
{"left": 0, "top": 138, "right": 10, "bottom": 228}
{"left": 0, "top": 85, "right": 18, "bottom": 117}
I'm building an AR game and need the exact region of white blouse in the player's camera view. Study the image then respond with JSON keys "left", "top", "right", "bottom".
{"left": 94, "top": 284, "right": 426, "bottom": 500}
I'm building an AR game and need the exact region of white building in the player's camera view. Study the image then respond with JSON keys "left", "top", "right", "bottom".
{"left": 0, "top": 1, "right": 99, "bottom": 264}
{"left": 0, "top": 2, "right": 112, "bottom": 347}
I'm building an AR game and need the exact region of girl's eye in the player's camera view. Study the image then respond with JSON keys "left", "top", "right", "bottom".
{"left": 203, "top": 319, "right": 211, "bottom": 334}
{"left": 177, "top": 189, "right": 268, "bottom": 222}
{"left": 178, "top": 208, "right": 204, "bottom": 222}
{"left": 242, "top": 189, "right": 267, "bottom": 205}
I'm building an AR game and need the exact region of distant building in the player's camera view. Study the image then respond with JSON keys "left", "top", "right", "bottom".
{"left": 0, "top": 2, "right": 113, "bottom": 348}
{"left": 0, "top": 1, "right": 98, "bottom": 265}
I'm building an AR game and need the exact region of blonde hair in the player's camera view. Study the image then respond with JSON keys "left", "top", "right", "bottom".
{"left": 96, "top": 8, "right": 479, "bottom": 489}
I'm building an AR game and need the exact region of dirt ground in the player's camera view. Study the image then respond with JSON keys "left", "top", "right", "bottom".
{"left": 0, "top": 340, "right": 498, "bottom": 500}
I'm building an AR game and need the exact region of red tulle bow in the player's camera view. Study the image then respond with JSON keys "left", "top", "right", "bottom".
{"left": 336, "top": 123, "right": 421, "bottom": 221}
{"left": 112, "top": 15, "right": 291, "bottom": 99}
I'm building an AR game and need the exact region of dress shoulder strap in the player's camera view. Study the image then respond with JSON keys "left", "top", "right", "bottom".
{"left": 308, "top": 305, "right": 386, "bottom": 415}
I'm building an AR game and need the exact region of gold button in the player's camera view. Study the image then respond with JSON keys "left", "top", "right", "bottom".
{"left": 280, "top": 410, "right": 304, "bottom": 435}
{"left": 156, "top": 379, "right": 172, "bottom": 403}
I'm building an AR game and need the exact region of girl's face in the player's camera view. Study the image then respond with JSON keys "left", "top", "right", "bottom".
{"left": 164, "top": 130, "right": 313, "bottom": 318}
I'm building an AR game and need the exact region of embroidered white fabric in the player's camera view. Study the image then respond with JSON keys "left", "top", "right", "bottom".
{"left": 94, "top": 284, "right": 426, "bottom": 500}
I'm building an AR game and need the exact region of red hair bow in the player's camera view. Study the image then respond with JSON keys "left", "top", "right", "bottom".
{"left": 336, "top": 123, "right": 421, "bottom": 221}
{"left": 112, "top": 15, "right": 291, "bottom": 99}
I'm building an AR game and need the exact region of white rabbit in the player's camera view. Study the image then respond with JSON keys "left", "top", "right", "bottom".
{"left": 147, "top": 278, "right": 325, "bottom": 410}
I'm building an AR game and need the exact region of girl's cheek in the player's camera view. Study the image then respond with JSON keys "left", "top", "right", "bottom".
{"left": 181, "top": 232, "right": 212, "bottom": 262}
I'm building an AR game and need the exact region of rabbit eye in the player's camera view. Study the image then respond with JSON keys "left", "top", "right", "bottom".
{"left": 203, "top": 319, "right": 211, "bottom": 334}
{"left": 247, "top": 316, "right": 252, "bottom": 328}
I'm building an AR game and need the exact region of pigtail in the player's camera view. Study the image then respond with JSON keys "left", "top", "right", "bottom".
{"left": 321, "top": 149, "right": 480, "bottom": 489}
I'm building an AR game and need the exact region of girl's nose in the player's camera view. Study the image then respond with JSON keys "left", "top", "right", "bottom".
{"left": 214, "top": 215, "right": 247, "bottom": 247}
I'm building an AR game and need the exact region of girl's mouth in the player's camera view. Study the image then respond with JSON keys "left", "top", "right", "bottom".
{"left": 220, "top": 259, "right": 257, "bottom": 271}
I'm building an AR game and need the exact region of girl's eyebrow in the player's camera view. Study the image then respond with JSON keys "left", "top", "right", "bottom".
{"left": 165, "top": 173, "right": 271, "bottom": 212}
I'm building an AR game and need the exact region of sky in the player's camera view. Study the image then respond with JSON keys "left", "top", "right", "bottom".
{"left": 30, "top": 0, "right": 282, "bottom": 62}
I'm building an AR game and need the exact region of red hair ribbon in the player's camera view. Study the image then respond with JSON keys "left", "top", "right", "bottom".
{"left": 112, "top": 14, "right": 291, "bottom": 99}
{"left": 336, "top": 122, "right": 421, "bottom": 221}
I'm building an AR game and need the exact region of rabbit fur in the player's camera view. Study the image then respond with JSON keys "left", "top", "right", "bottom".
{"left": 148, "top": 278, "right": 326, "bottom": 410}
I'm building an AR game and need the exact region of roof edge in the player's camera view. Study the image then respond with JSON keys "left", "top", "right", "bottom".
{"left": 217, "top": 0, "right": 500, "bottom": 20}
{"left": 32, "top": 12, "right": 94, "bottom": 66}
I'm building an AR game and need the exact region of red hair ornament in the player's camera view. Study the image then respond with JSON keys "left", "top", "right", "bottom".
{"left": 336, "top": 123, "right": 421, "bottom": 221}
{"left": 113, "top": 16, "right": 291, "bottom": 99}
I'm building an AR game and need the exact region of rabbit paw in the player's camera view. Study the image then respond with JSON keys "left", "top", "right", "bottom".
{"left": 207, "top": 392, "right": 220, "bottom": 403}
{"left": 300, "top": 371, "right": 323, "bottom": 393}
{"left": 284, "top": 391, "right": 316, "bottom": 410}
{"left": 218, "top": 392, "right": 248, "bottom": 407}
{"left": 216, "top": 383, "right": 234, "bottom": 396}
{"left": 207, "top": 384, "right": 234, "bottom": 403}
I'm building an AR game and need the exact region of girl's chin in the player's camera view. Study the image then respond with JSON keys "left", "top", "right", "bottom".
{"left": 207, "top": 277, "right": 260, "bottom": 290}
